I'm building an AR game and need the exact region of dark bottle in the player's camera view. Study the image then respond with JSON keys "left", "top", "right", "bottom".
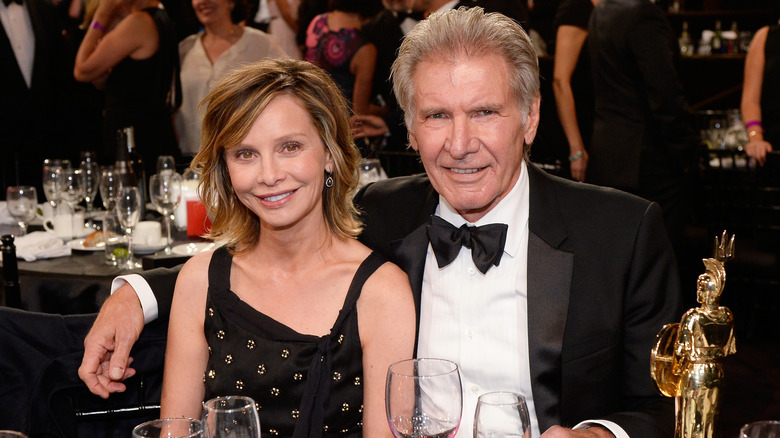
{"left": 711, "top": 20, "right": 723, "bottom": 54}
{"left": 1, "top": 234, "right": 21, "bottom": 308}
{"left": 116, "top": 127, "right": 146, "bottom": 217}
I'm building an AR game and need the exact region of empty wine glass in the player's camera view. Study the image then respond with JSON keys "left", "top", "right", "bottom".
{"left": 157, "top": 155, "right": 176, "bottom": 176}
{"left": 116, "top": 186, "right": 142, "bottom": 269}
{"left": 473, "top": 392, "right": 530, "bottom": 438}
{"left": 5, "top": 186, "right": 38, "bottom": 236}
{"left": 386, "top": 358, "right": 462, "bottom": 438}
{"left": 132, "top": 417, "right": 203, "bottom": 438}
{"left": 201, "top": 396, "right": 261, "bottom": 438}
{"left": 42, "top": 159, "right": 67, "bottom": 209}
{"left": 149, "top": 173, "right": 182, "bottom": 254}
{"left": 61, "top": 168, "right": 85, "bottom": 213}
{"left": 99, "top": 166, "right": 121, "bottom": 211}
{"left": 81, "top": 158, "right": 100, "bottom": 212}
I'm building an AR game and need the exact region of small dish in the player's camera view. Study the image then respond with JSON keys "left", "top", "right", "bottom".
{"left": 134, "top": 238, "right": 171, "bottom": 255}
{"left": 172, "top": 242, "right": 216, "bottom": 256}
{"left": 68, "top": 239, "right": 104, "bottom": 252}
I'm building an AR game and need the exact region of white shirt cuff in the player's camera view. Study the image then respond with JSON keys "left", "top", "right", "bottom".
{"left": 573, "top": 420, "right": 629, "bottom": 438}
{"left": 111, "top": 274, "right": 159, "bottom": 324}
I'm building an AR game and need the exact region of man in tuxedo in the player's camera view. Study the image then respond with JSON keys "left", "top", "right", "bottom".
{"left": 587, "top": 0, "right": 696, "bottom": 255}
{"left": 0, "top": 0, "right": 76, "bottom": 199}
{"left": 79, "top": 7, "right": 681, "bottom": 438}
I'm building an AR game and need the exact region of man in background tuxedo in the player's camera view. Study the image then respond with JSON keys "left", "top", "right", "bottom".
{"left": 1, "top": 0, "right": 76, "bottom": 200}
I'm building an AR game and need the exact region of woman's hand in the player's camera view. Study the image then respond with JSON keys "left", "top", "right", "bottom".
{"left": 569, "top": 149, "right": 588, "bottom": 182}
{"left": 745, "top": 139, "right": 773, "bottom": 165}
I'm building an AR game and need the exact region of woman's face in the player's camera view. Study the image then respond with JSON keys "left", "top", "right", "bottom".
{"left": 191, "top": 0, "right": 234, "bottom": 27}
{"left": 225, "top": 94, "right": 333, "bottom": 232}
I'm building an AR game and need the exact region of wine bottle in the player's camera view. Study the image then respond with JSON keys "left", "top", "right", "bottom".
{"left": 115, "top": 127, "right": 146, "bottom": 217}
{"left": 1, "top": 234, "right": 21, "bottom": 308}
{"left": 711, "top": 20, "right": 723, "bottom": 54}
{"left": 679, "top": 21, "right": 693, "bottom": 56}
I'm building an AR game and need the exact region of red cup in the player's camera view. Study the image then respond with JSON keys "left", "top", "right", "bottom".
{"left": 186, "top": 200, "right": 211, "bottom": 236}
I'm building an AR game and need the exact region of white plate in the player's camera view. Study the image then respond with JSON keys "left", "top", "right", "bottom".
{"left": 68, "top": 239, "right": 104, "bottom": 252}
{"left": 172, "top": 242, "right": 216, "bottom": 256}
{"left": 134, "top": 239, "right": 171, "bottom": 255}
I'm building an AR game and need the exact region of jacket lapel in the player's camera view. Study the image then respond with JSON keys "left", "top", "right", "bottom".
{"left": 526, "top": 163, "right": 572, "bottom": 431}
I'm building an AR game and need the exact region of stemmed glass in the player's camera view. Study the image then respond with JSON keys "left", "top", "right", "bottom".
{"left": 201, "top": 396, "right": 261, "bottom": 438}
{"left": 132, "top": 417, "right": 203, "bottom": 438}
{"left": 5, "top": 186, "right": 38, "bottom": 236}
{"left": 115, "top": 186, "right": 142, "bottom": 269}
{"left": 99, "top": 166, "right": 121, "bottom": 211}
{"left": 80, "top": 155, "right": 100, "bottom": 213}
{"left": 42, "top": 159, "right": 68, "bottom": 210}
{"left": 60, "top": 168, "right": 85, "bottom": 213}
{"left": 157, "top": 155, "right": 176, "bottom": 175}
{"left": 149, "top": 173, "right": 182, "bottom": 254}
{"left": 473, "top": 392, "right": 530, "bottom": 438}
{"left": 386, "top": 358, "right": 463, "bottom": 438}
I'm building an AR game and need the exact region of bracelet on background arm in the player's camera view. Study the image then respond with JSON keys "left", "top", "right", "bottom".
{"left": 91, "top": 20, "right": 107, "bottom": 33}
{"left": 744, "top": 120, "right": 762, "bottom": 129}
{"left": 569, "top": 151, "right": 583, "bottom": 162}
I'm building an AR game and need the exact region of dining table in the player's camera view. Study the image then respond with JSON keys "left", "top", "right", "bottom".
{"left": 0, "top": 221, "right": 204, "bottom": 315}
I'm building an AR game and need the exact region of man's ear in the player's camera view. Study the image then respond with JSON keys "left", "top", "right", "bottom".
{"left": 523, "top": 94, "right": 541, "bottom": 146}
{"left": 408, "top": 131, "right": 419, "bottom": 151}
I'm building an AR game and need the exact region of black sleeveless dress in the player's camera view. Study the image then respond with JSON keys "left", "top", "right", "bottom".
{"left": 102, "top": 6, "right": 181, "bottom": 173}
{"left": 762, "top": 24, "right": 780, "bottom": 149}
{"left": 204, "top": 247, "right": 387, "bottom": 438}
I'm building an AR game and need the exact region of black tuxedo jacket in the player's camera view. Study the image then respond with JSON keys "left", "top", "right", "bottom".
{"left": 587, "top": 0, "right": 695, "bottom": 190}
{"left": 145, "top": 163, "right": 681, "bottom": 436}
{"left": 0, "top": 0, "right": 75, "bottom": 194}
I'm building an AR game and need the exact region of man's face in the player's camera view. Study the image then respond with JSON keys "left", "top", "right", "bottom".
{"left": 408, "top": 54, "right": 540, "bottom": 223}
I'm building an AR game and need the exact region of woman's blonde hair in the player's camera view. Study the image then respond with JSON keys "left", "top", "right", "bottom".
{"left": 191, "top": 58, "right": 362, "bottom": 253}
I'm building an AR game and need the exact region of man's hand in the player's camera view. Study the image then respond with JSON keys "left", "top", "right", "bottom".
{"left": 541, "top": 425, "right": 615, "bottom": 438}
{"left": 78, "top": 283, "right": 145, "bottom": 398}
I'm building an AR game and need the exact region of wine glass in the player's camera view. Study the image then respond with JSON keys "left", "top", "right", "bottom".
{"left": 132, "top": 417, "right": 203, "bottom": 438}
{"left": 386, "top": 358, "right": 462, "bottom": 438}
{"left": 473, "top": 392, "right": 530, "bottom": 438}
{"left": 5, "top": 186, "right": 38, "bottom": 236}
{"left": 99, "top": 166, "right": 121, "bottom": 211}
{"left": 42, "top": 159, "right": 67, "bottom": 209}
{"left": 60, "top": 168, "right": 85, "bottom": 213}
{"left": 149, "top": 173, "right": 182, "bottom": 254}
{"left": 741, "top": 421, "right": 780, "bottom": 438}
{"left": 157, "top": 155, "right": 176, "bottom": 175}
{"left": 201, "top": 396, "right": 261, "bottom": 438}
{"left": 81, "top": 158, "right": 100, "bottom": 213}
{"left": 116, "top": 186, "right": 142, "bottom": 269}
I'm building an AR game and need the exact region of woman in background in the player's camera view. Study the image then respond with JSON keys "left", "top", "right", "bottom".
{"left": 304, "top": 0, "right": 383, "bottom": 115}
{"left": 74, "top": 0, "right": 180, "bottom": 171}
{"left": 741, "top": 23, "right": 780, "bottom": 166}
{"left": 176, "top": 0, "right": 285, "bottom": 157}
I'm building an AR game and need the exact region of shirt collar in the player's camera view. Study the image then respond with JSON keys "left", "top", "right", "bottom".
{"left": 437, "top": 161, "right": 529, "bottom": 259}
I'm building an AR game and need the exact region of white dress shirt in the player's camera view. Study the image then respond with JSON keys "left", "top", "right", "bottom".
{"left": 0, "top": 0, "right": 35, "bottom": 88}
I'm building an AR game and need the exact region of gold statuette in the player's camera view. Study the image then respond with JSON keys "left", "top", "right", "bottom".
{"left": 651, "top": 231, "right": 737, "bottom": 438}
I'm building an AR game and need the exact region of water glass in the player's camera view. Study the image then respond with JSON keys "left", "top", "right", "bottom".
{"left": 115, "top": 186, "right": 142, "bottom": 269}
{"left": 103, "top": 212, "right": 128, "bottom": 266}
{"left": 201, "top": 396, "right": 261, "bottom": 438}
{"left": 61, "top": 168, "right": 86, "bottom": 213}
{"left": 473, "top": 392, "right": 530, "bottom": 438}
{"left": 386, "top": 358, "right": 462, "bottom": 438}
{"left": 741, "top": 421, "right": 780, "bottom": 438}
{"left": 42, "top": 159, "right": 66, "bottom": 208}
{"left": 149, "top": 172, "right": 182, "bottom": 253}
{"left": 132, "top": 418, "right": 202, "bottom": 438}
{"left": 5, "top": 186, "right": 37, "bottom": 236}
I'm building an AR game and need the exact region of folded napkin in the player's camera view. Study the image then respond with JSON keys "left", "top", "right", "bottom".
{"left": 1, "top": 231, "right": 72, "bottom": 262}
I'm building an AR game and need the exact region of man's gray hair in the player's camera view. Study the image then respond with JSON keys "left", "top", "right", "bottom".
{"left": 391, "top": 6, "right": 540, "bottom": 128}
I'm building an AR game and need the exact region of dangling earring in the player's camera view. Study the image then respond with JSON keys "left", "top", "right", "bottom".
{"left": 325, "top": 171, "right": 334, "bottom": 188}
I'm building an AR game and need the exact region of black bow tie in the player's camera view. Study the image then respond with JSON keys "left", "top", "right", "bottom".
{"left": 426, "top": 215, "right": 508, "bottom": 275}
{"left": 2, "top": 0, "right": 23, "bottom": 6}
